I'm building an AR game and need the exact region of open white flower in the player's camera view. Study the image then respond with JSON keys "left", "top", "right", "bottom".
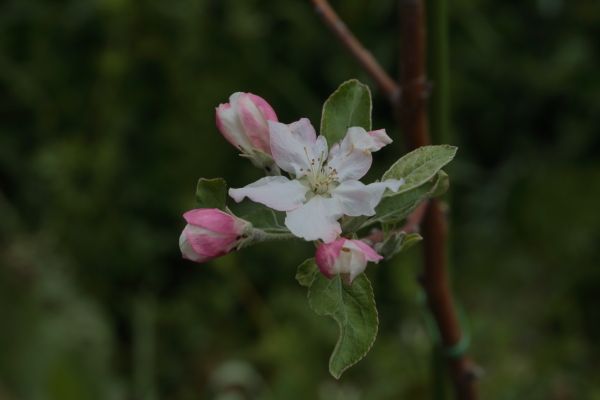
{"left": 229, "top": 119, "right": 404, "bottom": 243}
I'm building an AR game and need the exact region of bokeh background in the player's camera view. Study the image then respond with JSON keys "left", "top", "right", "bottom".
{"left": 1, "top": 0, "right": 599, "bottom": 399}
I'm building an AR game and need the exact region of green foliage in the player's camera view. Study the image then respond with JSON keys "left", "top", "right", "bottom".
{"left": 320, "top": 79, "right": 372, "bottom": 144}
{"left": 0, "top": 0, "right": 599, "bottom": 398}
{"left": 195, "top": 178, "right": 227, "bottom": 210}
{"left": 307, "top": 271, "right": 378, "bottom": 379}
{"left": 373, "top": 170, "right": 449, "bottom": 224}
{"left": 296, "top": 258, "right": 379, "bottom": 379}
{"left": 295, "top": 258, "right": 318, "bottom": 287}
{"left": 231, "top": 201, "right": 286, "bottom": 232}
{"left": 382, "top": 145, "right": 457, "bottom": 193}
{"left": 376, "top": 232, "right": 423, "bottom": 259}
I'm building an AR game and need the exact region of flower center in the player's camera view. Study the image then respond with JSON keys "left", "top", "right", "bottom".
{"left": 300, "top": 147, "right": 339, "bottom": 195}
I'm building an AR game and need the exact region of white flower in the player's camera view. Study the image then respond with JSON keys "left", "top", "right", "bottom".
{"left": 229, "top": 119, "right": 404, "bottom": 243}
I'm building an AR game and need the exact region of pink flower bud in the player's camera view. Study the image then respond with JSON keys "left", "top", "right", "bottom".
{"left": 179, "top": 208, "right": 251, "bottom": 263}
{"left": 315, "top": 238, "right": 383, "bottom": 283}
{"left": 215, "top": 92, "right": 278, "bottom": 155}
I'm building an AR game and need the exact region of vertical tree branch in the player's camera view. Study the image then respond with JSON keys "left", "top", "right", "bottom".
{"left": 309, "top": 1, "right": 480, "bottom": 398}
{"left": 398, "top": 1, "right": 479, "bottom": 399}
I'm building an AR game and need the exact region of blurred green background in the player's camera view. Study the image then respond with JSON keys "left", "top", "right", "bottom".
{"left": 1, "top": 0, "right": 599, "bottom": 399}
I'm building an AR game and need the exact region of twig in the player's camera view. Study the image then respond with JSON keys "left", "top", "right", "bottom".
{"left": 311, "top": 1, "right": 480, "bottom": 398}
{"left": 399, "top": 0, "right": 479, "bottom": 398}
{"left": 310, "top": 0, "right": 401, "bottom": 103}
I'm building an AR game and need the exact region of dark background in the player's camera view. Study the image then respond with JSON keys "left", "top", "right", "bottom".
{"left": 1, "top": 0, "right": 599, "bottom": 399}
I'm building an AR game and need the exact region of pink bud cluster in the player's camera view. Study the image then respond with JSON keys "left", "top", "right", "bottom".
{"left": 180, "top": 92, "right": 385, "bottom": 284}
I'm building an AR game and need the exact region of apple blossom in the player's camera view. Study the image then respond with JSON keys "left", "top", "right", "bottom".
{"left": 315, "top": 238, "right": 383, "bottom": 283}
{"left": 216, "top": 92, "right": 278, "bottom": 167}
{"left": 179, "top": 208, "right": 252, "bottom": 263}
{"left": 228, "top": 119, "right": 404, "bottom": 243}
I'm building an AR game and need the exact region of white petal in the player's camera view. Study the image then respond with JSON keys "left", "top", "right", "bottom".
{"left": 284, "top": 195, "right": 343, "bottom": 243}
{"left": 269, "top": 119, "right": 327, "bottom": 178}
{"left": 326, "top": 143, "right": 372, "bottom": 181}
{"left": 340, "top": 240, "right": 369, "bottom": 282}
{"left": 288, "top": 118, "right": 317, "bottom": 144}
{"left": 216, "top": 94, "right": 253, "bottom": 151}
{"left": 342, "top": 127, "right": 392, "bottom": 152}
{"left": 367, "top": 129, "right": 393, "bottom": 151}
{"left": 229, "top": 176, "right": 309, "bottom": 212}
{"left": 332, "top": 179, "right": 404, "bottom": 216}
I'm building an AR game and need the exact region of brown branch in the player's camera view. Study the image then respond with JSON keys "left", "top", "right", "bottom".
{"left": 311, "top": 1, "right": 480, "bottom": 398}
{"left": 399, "top": 1, "right": 479, "bottom": 399}
{"left": 311, "top": 0, "right": 401, "bottom": 103}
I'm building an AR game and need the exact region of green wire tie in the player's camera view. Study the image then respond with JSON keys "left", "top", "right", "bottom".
{"left": 417, "top": 290, "right": 471, "bottom": 359}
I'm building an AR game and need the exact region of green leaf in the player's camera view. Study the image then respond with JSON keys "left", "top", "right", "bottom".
{"left": 429, "top": 170, "right": 450, "bottom": 197}
{"left": 372, "top": 170, "right": 449, "bottom": 224}
{"left": 308, "top": 274, "right": 378, "bottom": 379}
{"left": 341, "top": 216, "right": 369, "bottom": 234}
{"left": 382, "top": 145, "right": 457, "bottom": 193}
{"left": 296, "top": 258, "right": 318, "bottom": 287}
{"left": 231, "top": 201, "right": 286, "bottom": 232}
{"left": 195, "top": 178, "right": 227, "bottom": 209}
{"left": 400, "top": 232, "right": 423, "bottom": 250}
{"left": 376, "top": 232, "right": 423, "bottom": 259}
{"left": 321, "top": 79, "right": 372, "bottom": 145}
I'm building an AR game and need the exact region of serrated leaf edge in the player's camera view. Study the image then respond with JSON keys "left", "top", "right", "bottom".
{"left": 382, "top": 145, "right": 457, "bottom": 193}
{"left": 308, "top": 275, "right": 379, "bottom": 379}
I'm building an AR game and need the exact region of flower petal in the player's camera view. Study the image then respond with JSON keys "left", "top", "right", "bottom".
{"left": 215, "top": 94, "right": 253, "bottom": 152}
{"left": 327, "top": 142, "right": 372, "bottom": 181}
{"left": 183, "top": 208, "right": 243, "bottom": 234}
{"left": 343, "top": 127, "right": 392, "bottom": 152}
{"left": 367, "top": 129, "right": 393, "bottom": 151}
{"left": 229, "top": 176, "right": 309, "bottom": 212}
{"left": 341, "top": 240, "right": 369, "bottom": 283}
{"left": 288, "top": 118, "right": 317, "bottom": 144}
{"left": 247, "top": 93, "right": 278, "bottom": 122}
{"left": 315, "top": 238, "right": 345, "bottom": 278}
{"left": 284, "top": 195, "right": 343, "bottom": 243}
{"left": 236, "top": 94, "right": 270, "bottom": 153}
{"left": 349, "top": 240, "right": 383, "bottom": 263}
{"left": 269, "top": 119, "right": 327, "bottom": 177}
{"left": 184, "top": 224, "right": 236, "bottom": 261}
{"left": 332, "top": 179, "right": 404, "bottom": 216}
{"left": 180, "top": 229, "right": 204, "bottom": 262}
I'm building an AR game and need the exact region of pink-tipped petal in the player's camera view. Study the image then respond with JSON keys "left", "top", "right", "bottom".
{"left": 350, "top": 240, "right": 383, "bottom": 263}
{"left": 237, "top": 93, "right": 271, "bottom": 153}
{"left": 247, "top": 93, "right": 278, "bottom": 122}
{"left": 184, "top": 225, "right": 237, "bottom": 259}
{"left": 179, "top": 209, "right": 249, "bottom": 264}
{"left": 183, "top": 208, "right": 240, "bottom": 234}
{"left": 215, "top": 92, "right": 279, "bottom": 156}
{"left": 368, "top": 129, "right": 393, "bottom": 151}
{"left": 179, "top": 230, "right": 205, "bottom": 262}
{"left": 315, "top": 238, "right": 345, "bottom": 278}
{"left": 313, "top": 238, "right": 383, "bottom": 282}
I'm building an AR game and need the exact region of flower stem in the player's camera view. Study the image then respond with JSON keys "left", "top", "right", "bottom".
{"left": 251, "top": 229, "right": 296, "bottom": 243}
